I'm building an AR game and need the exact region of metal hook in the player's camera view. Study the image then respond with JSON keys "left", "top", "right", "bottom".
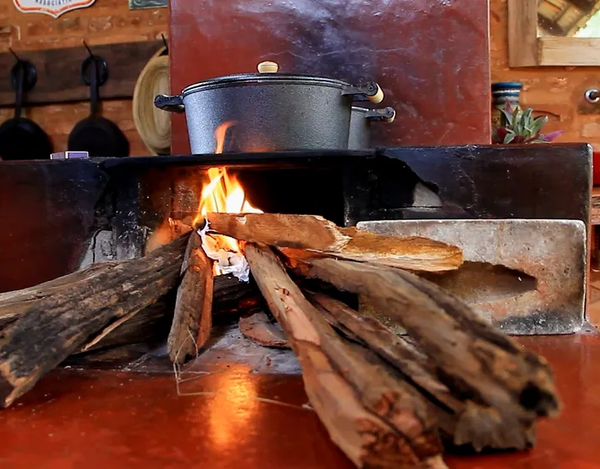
{"left": 8, "top": 48, "right": 21, "bottom": 62}
{"left": 82, "top": 40, "right": 95, "bottom": 58}
{"left": 586, "top": 89, "right": 600, "bottom": 104}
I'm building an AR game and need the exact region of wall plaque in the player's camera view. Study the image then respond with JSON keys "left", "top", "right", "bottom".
{"left": 129, "top": 0, "right": 167, "bottom": 9}
{"left": 13, "top": 0, "right": 96, "bottom": 18}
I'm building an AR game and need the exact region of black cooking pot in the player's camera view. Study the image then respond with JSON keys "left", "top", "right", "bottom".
{"left": 154, "top": 61, "right": 384, "bottom": 153}
{"left": 348, "top": 106, "right": 396, "bottom": 150}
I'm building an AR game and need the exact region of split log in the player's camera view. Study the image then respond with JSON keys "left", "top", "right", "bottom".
{"left": 290, "top": 256, "right": 561, "bottom": 450}
{"left": 238, "top": 310, "right": 289, "bottom": 348}
{"left": 244, "top": 243, "right": 447, "bottom": 469}
{"left": 0, "top": 234, "right": 190, "bottom": 408}
{"left": 168, "top": 231, "right": 214, "bottom": 364}
{"left": 81, "top": 294, "right": 175, "bottom": 353}
{"left": 309, "top": 292, "right": 534, "bottom": 450}
{"left": 78, "top": 274, "right": 257, "bottom": 355}
{"left": 206, "top": 213, "right": 463, "bottom": 272}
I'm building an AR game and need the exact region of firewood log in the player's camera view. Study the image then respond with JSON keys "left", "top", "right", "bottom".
{"left": 244, "top": 243, "right": 448, "bottom": 469}
{"left": 0, "top": 272, "right": 256, "bottom": 357}
{"left": 205, "top": 213, "right": 462, "bottom": 272}
{"left": 238, "top": 310, "right": 289, "bottom": 348}
{"left": 309, "top": 292, "right": 537, "bottom": 451}
{"left": 81, "top": 296, "right": 174, "bottom": 353}
{"left": 0, "top": 234, "right": 190, "bottom": 408}
{"left": 168, "top": 231, "right": 214, "bottom": 364}
{"left": 290, "top": 256, "right": 561, "bottom": 450}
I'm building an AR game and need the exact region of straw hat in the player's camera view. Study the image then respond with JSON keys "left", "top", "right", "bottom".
{"left": 133, "top": 47, "right": 170, "bottom": 155}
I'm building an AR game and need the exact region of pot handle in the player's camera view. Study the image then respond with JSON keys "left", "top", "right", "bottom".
{"left": 343, "top": 82, "right": 384, "bottom": 103}
{"left": 154, "top": 94, "right": 185, "bottom": 113}
{"left": 365, "top": 107, "right": 396, "bottom": 123}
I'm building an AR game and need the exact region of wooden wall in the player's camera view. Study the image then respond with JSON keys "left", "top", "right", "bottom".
{"left": 0, "top": 0, "right": 168, "bottom": 156}
{"left": 491, "top": 0, "right": 600, "bottom": 148}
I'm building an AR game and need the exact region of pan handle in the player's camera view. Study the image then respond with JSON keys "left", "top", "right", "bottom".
{"left": 342, "top": 82, "right": 384, "bottom": 104}
{"left": 365, "top": 107, "right": 396, "bottom": 123}
{"left": 154, "top": 94, "right": 185, "bottom": 113}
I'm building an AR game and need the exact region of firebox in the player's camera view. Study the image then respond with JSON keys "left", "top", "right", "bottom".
{"left": 0, "top": 144, "right": 590, "bottom": 296}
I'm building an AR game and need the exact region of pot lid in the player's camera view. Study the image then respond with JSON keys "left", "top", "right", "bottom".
{"left": 181, "top": 61, "right": 351, "bottom": 95}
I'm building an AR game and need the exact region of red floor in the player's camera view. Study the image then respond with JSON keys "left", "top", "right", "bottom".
{"left": 0, "top": 333, "right": 599, "bottom": 469}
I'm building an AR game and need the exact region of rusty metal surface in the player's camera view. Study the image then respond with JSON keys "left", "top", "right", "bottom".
{"left": 357, "top": 219, "right": 587, "bottom": 334}
{"left": 168, "top": 0, "right": 491, "bottom": 153}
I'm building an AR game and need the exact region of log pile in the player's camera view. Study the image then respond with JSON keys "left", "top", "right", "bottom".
{"left": 0, "top": 212, "right": 561, "bottom": 469}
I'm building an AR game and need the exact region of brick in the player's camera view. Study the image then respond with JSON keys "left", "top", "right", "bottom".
{"left": 357, "top": 219, "right": 587, "bottom": 335}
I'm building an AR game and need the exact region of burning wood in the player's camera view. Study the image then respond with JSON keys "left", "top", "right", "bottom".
{"left": 205, "top": 213, "right": 463, "bottom": 272}
{"left": 0, "top": 179, "right": 561, "bottom": 469}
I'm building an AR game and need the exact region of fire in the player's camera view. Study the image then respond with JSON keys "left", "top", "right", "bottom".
{"left": 194, "top": 122, "right": 261, "bottom": 260}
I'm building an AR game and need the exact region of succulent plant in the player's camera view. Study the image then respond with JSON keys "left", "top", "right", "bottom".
{"left": 492, "top": 104, "right": 563, "bottom": 144}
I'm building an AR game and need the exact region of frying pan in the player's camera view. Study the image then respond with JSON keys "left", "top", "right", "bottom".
{"left": 0, "top": 59, "right": 52, "bottom": 160}
{"left": 68, "top": 53, "right": 129, "bottom": 157}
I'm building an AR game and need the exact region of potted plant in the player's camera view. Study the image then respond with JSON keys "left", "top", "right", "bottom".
{"left": 492, "top": 104, "right": 563, "bottom": 144}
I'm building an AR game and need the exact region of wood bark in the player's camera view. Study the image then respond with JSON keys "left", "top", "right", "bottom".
{"left": 78, "top": 274, "right": 256, "bottom": 354}
{"left": 206, "top": 213, "right": 463, "bottom": 272}
{"left": 81, "top": 296, "right": 174, "bottom": 353}
{"left": 168, "top": 231, "right": 214, "bottom": 364}
{"left": 309, "top": 292, "right": 537, "bottom": 451}
{"left": 244, "top": 243, "right": 447, "bottom": 469}
{"left": 291, "top": 256, "right": 561, "bottom": 450}
{"left": 0, "top": 234, "right": 190, "bottom": 408}
{"left": 238, "top": 310, "right": 289, "bottom": 348}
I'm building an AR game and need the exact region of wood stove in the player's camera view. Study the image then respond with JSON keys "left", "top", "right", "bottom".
{"left": 0, "top": 144, "right": 590, "bottom": 294}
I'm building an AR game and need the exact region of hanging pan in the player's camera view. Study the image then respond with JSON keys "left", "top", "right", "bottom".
{"left": 68, "top": 43, "right": 129, "bottom": 157}
{"left": 0, "top": 53, "right": 53, "bottom": 160}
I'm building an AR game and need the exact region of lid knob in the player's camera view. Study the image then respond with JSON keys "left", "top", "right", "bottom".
{"left": 257, "top": 61, "right": 279, "bottom": 73}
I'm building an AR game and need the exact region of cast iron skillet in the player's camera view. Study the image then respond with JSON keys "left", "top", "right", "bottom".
{"left": 0, "top": 59, "right": 53, "bottom": 160}
{"left": 68, "top": 54, "right": 129, "bottom": 157}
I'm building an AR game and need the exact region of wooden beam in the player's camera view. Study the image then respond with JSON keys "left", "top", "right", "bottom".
{"left": 0, "top": 40, "right": 164, "bottom": 107}
{"left": 508, "top": 0, "right": 540, "bottom": 67}
{"left": 538, "top": 37, "right": 600, "bottom": 65}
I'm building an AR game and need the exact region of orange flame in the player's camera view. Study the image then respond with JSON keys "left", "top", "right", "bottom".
{"left": 194, "top": 122, "right": 262, "bottom": 254}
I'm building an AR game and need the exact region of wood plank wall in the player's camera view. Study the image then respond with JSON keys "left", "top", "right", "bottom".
{"left": 0, "top": 0, "right": 168, "bottom": 156}
{"left": 492, "top": 0, "right": 600, "bottom": 150}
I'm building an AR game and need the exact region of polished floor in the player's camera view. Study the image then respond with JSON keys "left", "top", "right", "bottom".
{"left": 0, "top": 330, "right": 599, "bottom": 468}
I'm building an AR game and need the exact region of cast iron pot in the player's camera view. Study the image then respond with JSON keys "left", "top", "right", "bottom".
{"left": 348, "top": 106, "right": 396, "bottom": 150}
{"left": 154, "top": 61, "right": 384, "bottom": 153}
